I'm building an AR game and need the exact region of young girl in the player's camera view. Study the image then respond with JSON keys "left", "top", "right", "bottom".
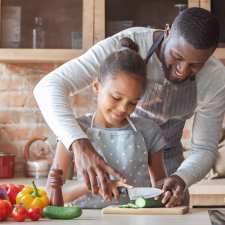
{"left": 48, "top": 38, "right": 169, "bottom": 208}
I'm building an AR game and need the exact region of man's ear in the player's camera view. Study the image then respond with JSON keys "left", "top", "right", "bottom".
{"left": 164, "top": 23, "right": 171, "bottom": 38}
{"left": 92, "top": 79, "right": 101, "bottom": 93}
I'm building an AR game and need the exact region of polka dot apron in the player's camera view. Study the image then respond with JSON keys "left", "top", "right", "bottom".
{"left": 74, "top": 115, "right": 151, "bottom": 208}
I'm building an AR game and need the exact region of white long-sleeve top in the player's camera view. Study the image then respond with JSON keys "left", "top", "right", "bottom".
{"left": 33, "top": 27, "right": 225, "bottom": 187}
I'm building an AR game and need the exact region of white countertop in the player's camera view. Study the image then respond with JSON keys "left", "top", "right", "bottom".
{"left": 3, "top": 209, "right": 214, "bottom": 225}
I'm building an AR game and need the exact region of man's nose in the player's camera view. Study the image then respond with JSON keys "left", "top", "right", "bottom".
{"left": 177, "top": 61, "right": 190, "bottom": 77}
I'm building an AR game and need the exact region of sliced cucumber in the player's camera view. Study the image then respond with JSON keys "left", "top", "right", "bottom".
{"left": 135, "top": 197, "right": 163, "bottom": 208}
{"left": 119, "top": 203, "right": 139, "bottom": 208}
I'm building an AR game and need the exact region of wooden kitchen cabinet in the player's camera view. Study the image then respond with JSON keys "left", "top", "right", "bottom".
{"left": 0, "top": 0, "right": 224, "bottom": 62}
{"left": 98, "top": 0, "right": 225, "bottom": 60}
{"left": 197, "top": 0, "right": 225, "bottom": 59}
{"left": 0, "top": 0, "right": 97, "bottom": 62}
{"left": 105, "top": 0, "right": 188, "bottom": 37}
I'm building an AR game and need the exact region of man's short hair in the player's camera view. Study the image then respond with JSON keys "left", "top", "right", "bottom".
{"left": 171, "top": 7, "right": 220, "bottom": 49}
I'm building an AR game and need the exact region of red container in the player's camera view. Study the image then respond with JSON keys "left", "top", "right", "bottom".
{"left": 0, "top": 152, "right": 15, "bottom": 178}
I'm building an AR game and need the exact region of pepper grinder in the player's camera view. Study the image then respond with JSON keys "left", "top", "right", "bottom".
{"left": 48, "top": 167, "right": 64, "bottom": 206}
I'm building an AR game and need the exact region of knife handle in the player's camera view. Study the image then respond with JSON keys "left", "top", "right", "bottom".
{"left": 118, "top": 187, "right": 128, "bottom": 195}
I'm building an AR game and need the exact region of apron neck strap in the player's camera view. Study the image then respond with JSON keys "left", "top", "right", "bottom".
{"left": 90, "top": 112, "right": 96, "bottom": 128}
{"left": 145, "top": 32, "right": 164, "bottom": 64}
{"left": 126, "top": 116, "right": 137, "bottom": 132}
{"left": 91, "top": 113, "right": 137, "bottom": 132}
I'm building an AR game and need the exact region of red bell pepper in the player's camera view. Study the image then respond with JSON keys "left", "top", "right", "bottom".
{"left": 6, "top": 184, "right": 24, "bottom": 205}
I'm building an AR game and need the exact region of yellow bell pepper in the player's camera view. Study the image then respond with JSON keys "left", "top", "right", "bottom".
{"left": 16, "top": 181, "right": 48, "bottom": 210}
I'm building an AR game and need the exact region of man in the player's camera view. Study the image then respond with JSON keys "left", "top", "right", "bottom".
{"left": 34, "top": 7, "right": 225, "bottom": 207}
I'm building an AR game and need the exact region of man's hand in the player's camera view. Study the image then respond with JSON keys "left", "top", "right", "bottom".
{"left": 161, "top": 175, "right": 187, "bottom": 207}
{"left": 72, "top": 139, "right": 126, "bottom": 200}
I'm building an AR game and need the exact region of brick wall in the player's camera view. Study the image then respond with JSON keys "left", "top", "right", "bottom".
{"left": 0, "top": 63, "right": 96, "bottom": 176}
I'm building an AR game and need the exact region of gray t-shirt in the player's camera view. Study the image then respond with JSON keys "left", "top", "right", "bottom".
{"left": 77, "top": 114, "right": 167, "bottom": 154}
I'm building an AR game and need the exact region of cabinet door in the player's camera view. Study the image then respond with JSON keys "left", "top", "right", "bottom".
{"left": 0, "top": 0, "right": 94, "bottom": 62}
{"left": 199, "top": 0, "right": 210, "bottom": 10}
{"left": 95, "top": 1, "right": 201, "bottom": 39}
{"left": 105, "top": 0, "right": 188, "bottom": 37}
{"left": 199, "top": 0, "right": 225, "bottom": 59}
{"left": 188, "top": 0, "right": 200, "bottom": 7}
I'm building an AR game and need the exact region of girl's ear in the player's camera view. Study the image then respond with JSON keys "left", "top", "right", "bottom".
{"left": 92, "top": 79, "right": 101, "bottom": 93}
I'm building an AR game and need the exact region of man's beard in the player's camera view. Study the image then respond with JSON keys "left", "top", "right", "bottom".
{"left": 162, "top": 63, "right": 192, "bottom": 84}
{"left": 160, "top": 49, "right": 194, "bottom": 84}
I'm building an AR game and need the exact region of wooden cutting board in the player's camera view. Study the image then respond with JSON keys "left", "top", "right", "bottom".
{"left": 102, "top": 206, "right": 189, "bottom": 215}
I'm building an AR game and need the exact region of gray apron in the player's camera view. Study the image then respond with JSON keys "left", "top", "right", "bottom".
{"left": 135, "top": 32, "right": 197, "bottom": 175}
{"left": 74, "top": 115, "right": 151, "bottom": 209}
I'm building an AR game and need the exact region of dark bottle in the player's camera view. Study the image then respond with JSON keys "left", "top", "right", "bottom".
{"left": 48, "top": 168, "right": 64, "bottom": 206}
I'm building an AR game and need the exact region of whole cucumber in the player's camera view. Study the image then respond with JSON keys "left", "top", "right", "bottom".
{"left": 43, "top": 206, "right": 82, "bottom": 220}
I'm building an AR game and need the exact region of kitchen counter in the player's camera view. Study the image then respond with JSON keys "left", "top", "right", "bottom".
{"left": 0, "top": 177, "right": 223, "bottom": 224}
{"left": 2, "top": 209, "right": 216, "bottom": 225}
{"left": 189, "top": 178, "right": 225, "bottom": 206}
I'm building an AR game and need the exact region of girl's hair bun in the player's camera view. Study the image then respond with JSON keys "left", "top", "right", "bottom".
{"left": 120, "top": 37, "right": 139, "bottom": 53}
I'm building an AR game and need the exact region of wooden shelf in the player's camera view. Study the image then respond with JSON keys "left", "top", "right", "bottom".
{"left": 0, "top": 49, "right": 85, "bottom": 63}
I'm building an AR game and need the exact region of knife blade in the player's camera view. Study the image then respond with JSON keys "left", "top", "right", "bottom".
{"left": 119, "top": 187, "right": 163, "bottom": 200}
{"left": 127, "top": 187, "right": 163, "bottom": 200}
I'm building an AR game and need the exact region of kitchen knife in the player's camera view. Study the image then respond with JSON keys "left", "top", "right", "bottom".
{"left": 119, "top": 187, "right": 163, "bottom": 200}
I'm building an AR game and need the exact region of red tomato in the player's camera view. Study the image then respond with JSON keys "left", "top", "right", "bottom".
{"left": 28, "top": 208, "right": 42, "bottom": 221}
{"left": 0, "top": 207, "right": 7, "bottom": 221}
{"left": 0, "top": 199, "right": 10, "bottom": 221}
{"left": 12, "top": 205, "right": 28, "bottom": 222}
{"left": 3, "top": 200, "right": 12, "bottom": 215}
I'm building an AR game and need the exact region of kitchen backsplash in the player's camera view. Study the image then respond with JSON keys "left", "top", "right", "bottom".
{"left": 0, "top": 63, "right": 96, "bottom": 176}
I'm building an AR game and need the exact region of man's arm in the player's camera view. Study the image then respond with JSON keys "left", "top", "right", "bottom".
{"left": 174, "top": 72, "right": 225, "bottom": 187}
{"left": 34, "top": 35, "right": 125, "bottom": 197}
{"left": 162, "top": 65, "right": 225, "bottom": 206}
{"left": 33, "top": 37, "right": 120, "bottom": 150}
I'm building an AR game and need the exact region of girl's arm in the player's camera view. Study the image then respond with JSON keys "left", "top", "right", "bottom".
{"left": 47, "top": 141, "right": 89, "bottom": 202}
{"left": 148, "top": 150, "right": 167, "bottom": 187}
{"left": 62, "top": 181, "right": 89, "bottom": 203}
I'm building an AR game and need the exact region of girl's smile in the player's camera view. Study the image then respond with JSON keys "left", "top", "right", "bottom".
{"left": 92, "top": 72, "right": 145, "bottom": 128}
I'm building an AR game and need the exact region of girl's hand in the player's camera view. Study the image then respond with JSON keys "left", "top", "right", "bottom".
{"left": 72, "top": 139, "right": 126, "bottom": 199}
{"left": 99, "top": 180, "right": 132, "bottom": 201}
